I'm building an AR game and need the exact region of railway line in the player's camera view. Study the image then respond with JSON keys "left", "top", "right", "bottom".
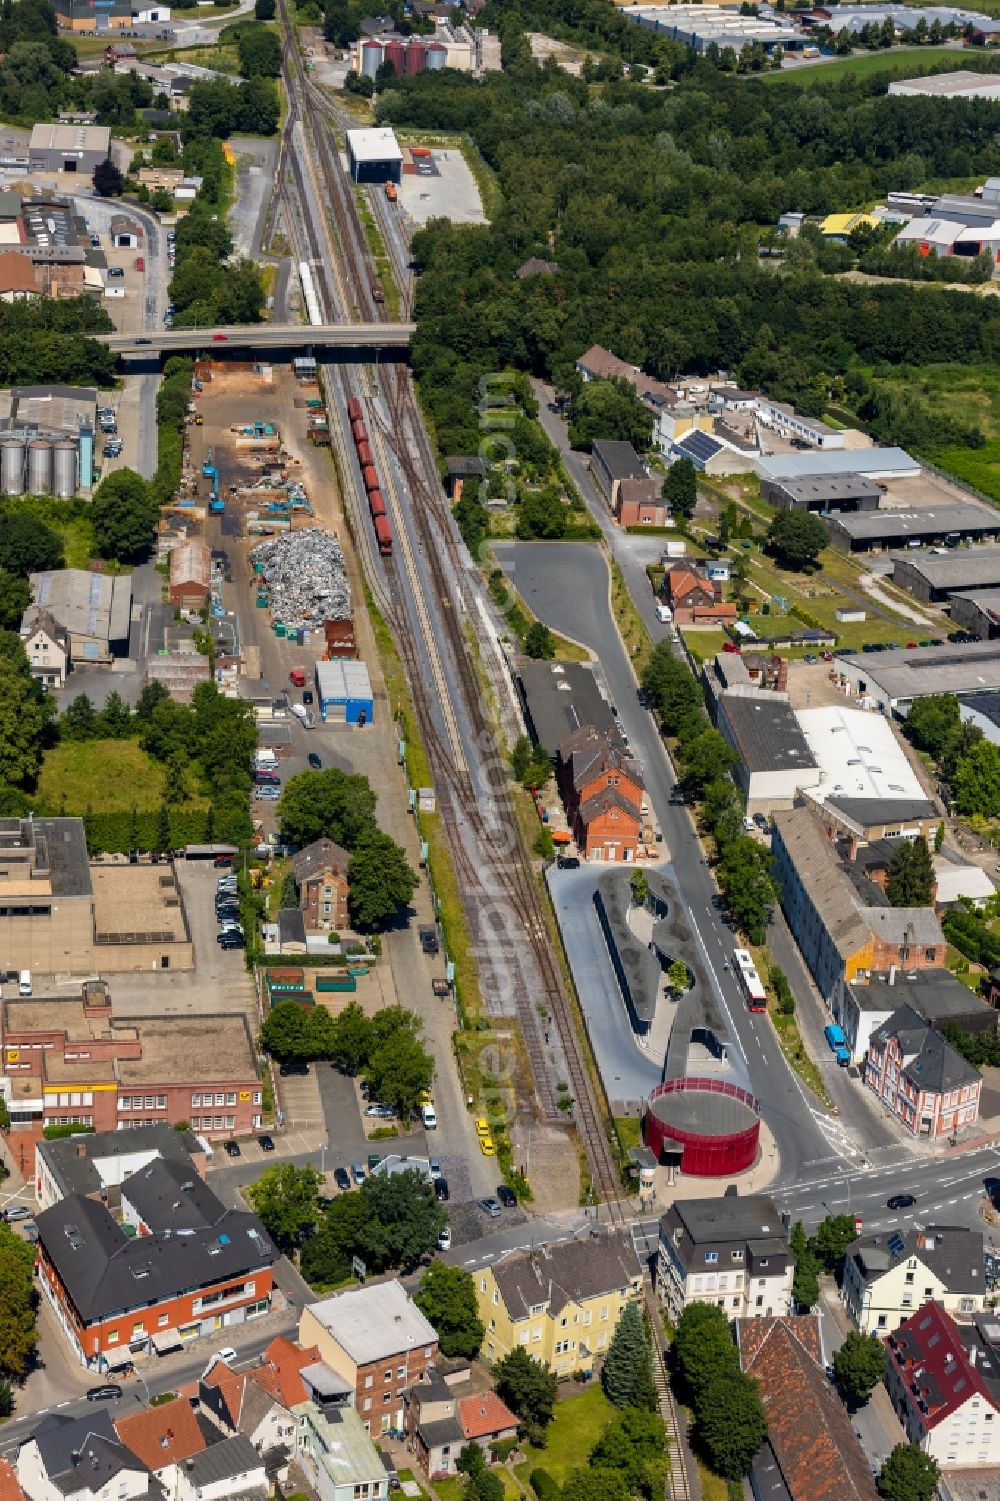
{"left": 276, "top": 1, "right": 629, "bottom": 1223}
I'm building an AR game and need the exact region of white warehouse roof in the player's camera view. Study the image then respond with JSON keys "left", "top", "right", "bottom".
{"left": 796, "top": 705, "right": 924, "bottom": 805}
{"left": 894, "top": 217, "right": 968, "bottom": 248}
{"left": 757, "top": 447, "right": 920, "bottom": 482}
{"left": 315, "top": 658, "right": 372, "bottom": 701}
{"left": 346, "top": 127, "right": 402, "bottom": 165}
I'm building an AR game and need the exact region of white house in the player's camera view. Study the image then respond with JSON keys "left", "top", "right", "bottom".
{"left": 885, "top": 1303, "right": 1000, "bottom": 1468}
{"left": 19, "top": 608, "right": 68, "bottom": 688}
{"left": 844, "top": 1226, "right": 986, "bottom": 1335}
{"left": 17, "top": 1413, "right": 150, "bottom": 1501}
{"left": 173, "top": 1435, "right": 267, "bottom": 1501}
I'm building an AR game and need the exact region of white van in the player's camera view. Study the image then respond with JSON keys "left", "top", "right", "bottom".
{"left": 421, "top": 1102, "right": 438, "bottom": 1130}
{"left": 290, "top": 704, "right": 309, "bottom": 723}
{"left": 18, "top": 971, "right": 31, "bottom": 997}
{"left": 656, "top": 603, "right": 673, "bottom": 624}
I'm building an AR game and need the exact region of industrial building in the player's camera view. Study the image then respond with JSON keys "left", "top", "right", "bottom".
{"left": 715, "top": 694, "right": 819, "bottom": 812}
{"left": 345, "top": 127, "right": 402, "bottom": 185}
{"left": 889, "top": 69, "right": 1000, "bottom": 100}
{"left": 825, "top": 499, "right": 1000, "bottom": 553}
{"left": 314, "top": 659, "right": 373, "bottom": 724}
{"left": 836, "top": 638, "right": 1000, "bottom": 713}
{"left": 518, "top": 659, "right": 618, "bottom": 751}
{"left": 53, "top": 0, "right": 131, "bottom": 29}
{"left": 796, "top": 705, "right": 926, "bottom": 809}
{"left": 0, "top": 385, "right": 96, "bottom": 498}
{"left": 168, "top": 539, "right": 211, "bottom": 611}
{"left": 353, "top": 22, "right": 500, "bottom": 76}
{"left": 26, "top": 568, "right": 132, "bottom": 664}
{"left": 892, "top": 544, "right": 1000, "bottom": 603}
{"left": 756, "top": 448, "right": 920, "bottom": 484}
{"left": 950, "top": 588, "right": 1000, "bottom": 639}
{"left": 28, "top": 123, "right": 111, "bottom": 176}
{"left": 623, "top": 2, "right": 803, "bottom": 51}
{"left": 760, "top": 472, "right": 882, "bottom": 514}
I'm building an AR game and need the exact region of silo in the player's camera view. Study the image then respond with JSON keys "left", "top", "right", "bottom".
{"left": 384, "top": 39, "right": 405, "bottom": 76}
{"left": 52, "top": 440, "right": 78, "bottom": 499}
{"left": 360, "top": 39, "right": 383, "bottom": 78}
{"left": 27, "top": 439, "right": 52, "bottom": 496}
{"left": 1, "top": 437, "right": 24, "bottom": 496}
{"left": 404, "top": 39, "right": 426, "bottom": 73}
{"left": 425, "top": 42, "right": 447, "bottom": 69}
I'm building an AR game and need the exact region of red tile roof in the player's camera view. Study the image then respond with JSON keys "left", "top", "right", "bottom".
{"left": 738, "top": 1316, "right": 878, "bottom": 1501}
{"left": 252, "top": 1336, "right": 322, "bottom": 1409}
{"left": 887, "top": 1301, "right": 997, "bottom": 1431}
{"left": 0, "top": 1458, "right": 26, "bottom": 1501}
{"left": 458, "top": 1391, "right": 518, "bottom": 1442}
{"left": 114, "top": 1399, "right": 208, "bottom": 1471}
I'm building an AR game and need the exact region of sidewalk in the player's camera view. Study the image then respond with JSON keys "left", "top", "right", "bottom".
{"left": 819, "top": 1279, "right": 905, "bottom": 1475}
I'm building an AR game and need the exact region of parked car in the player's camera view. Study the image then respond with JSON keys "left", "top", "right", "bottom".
{"left": 87, "top": 1386, "right": 123, "bottom": 1402}
{"left": 279, "top": 1061, "right": 309, "bottom": 1077}
{"left": 351, "top": 1162, "right": 367, "bottom": 1184}
{"left": 419, "top": 926, "right": 439, "bottom": 955}
{"left": 437, "top": 1226, "right": 452, "bottom": 1251}
{"left": 219, "top": 934, "right": 245, "bottom": 950}
{"left": 334, "top": 1166, "right": 351, "bottom": 1191}
{"left": 429, "top": 1157, "right": 441, "bottom": 1180}
{"left": 479, "top": 1136, "right": 495, "bottom": 1157}
{"left": 557, "top": 855, "right": 580, "bottom": 869}
{"left": 496, "top": 1185, "right": 516, "bottom": 1208}
{"left": 3, "top": 1206, "right": 29, "bottom": 1222}
{"left": 364, "top": 1103, "right": 394, "bottom": 1119}
{"left": 308, "top": 753, "right": 322, "bottom": 770}
{"left": 258, "top": 1135, "right": 275, "bottom": 1152}
{"left": 223, "top": 1141, "right": 241, "bottom": 1158}
{"left": 434, "top": 1177, "right": 449, "bottom": 1201}
{"left": 478, "top": 1197, "right": 502, "bottom": 1218}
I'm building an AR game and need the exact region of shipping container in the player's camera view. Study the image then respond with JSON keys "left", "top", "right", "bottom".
{"left": 369, "top": 488, "right": 386, "bottom": 520}
{"left": 352, "top": 420, "right": 368, "bottom": 446}
{"left": 356, "top": 440, "right": 373, "bottom": 469}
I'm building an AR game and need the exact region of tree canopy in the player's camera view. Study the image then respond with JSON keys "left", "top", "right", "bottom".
{"left": 766, "top": 509, "right": 829, "bottom": 570}
{"left": 414, "top": 1262, "right": 485, "bottom": 1359}
{"left": 91, "top": 469, "right": 159, "bottom": 562}
{"left": 494, "top": 1346, "right": 558, "bottom": 1445}
{"left": 833, "top": 1331, "right": 887, "bottom": 1408}
{"left": 886, "top": 836, "right": 934, "bottom": 908}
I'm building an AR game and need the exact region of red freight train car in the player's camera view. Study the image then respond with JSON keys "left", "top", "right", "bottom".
{"left": 347, "top": 397, "right": 362, "bottom": 423}
{"left": 356, "top": 441, "right": 373, "bottom": 469}
{"left": 369, "top": 488, "right": 386, "bottom": 519}
{"left": 351, "top": 420, "right": 368, "bottom": 445}
{"left": 362, "top": 464, "right": 379, "bottom": 493}
{"left": 374, "top": 513, "right": 393, "bottom": 555}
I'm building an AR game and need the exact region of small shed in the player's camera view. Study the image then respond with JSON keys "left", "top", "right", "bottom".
{"left": 110, "top": 214, "right": 141, "bottom": 248}
{"left": 315, "top": 659, "right": 373, "bottom": 725}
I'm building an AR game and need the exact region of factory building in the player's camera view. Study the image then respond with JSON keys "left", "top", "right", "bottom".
{"left": 825, "top": 500, "right": 1000, "bottom": 554}
{"left": 28, "top": 124, "right": 111, "bottom": 175}
{"left": 760, "top": 473, "right": 882, "bottom": 515}
{"left": 315, "top": 659, "right": 374, "bottom": 725}
{"left": 345, "top": 128, "right": 403, "bottom": 186}
{"left": 26, "top": 569, "right": 132, "bottom": 665}
{"left": 835, "top": 639, "right": 1000, "bottom": 715}
{"left": 889, "top": 69, "right": 1000, "bottom": 100}
{"left": 949, "top": 589, "right": 1000, "bottom": 640}
{"left": 891, "top": 544, "right": 1000, "bottom": 603}
{"left": 623, "top": 2, "right": 804, "bottom": 51}
{"left": 53, "top": 0, "right": 131, "bottom": 28}
{"left": 353, "top": 22, "right": 500, "bottom": 77}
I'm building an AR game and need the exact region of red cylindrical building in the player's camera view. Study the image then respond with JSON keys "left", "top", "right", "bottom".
{"left": 643, "top": 1078, "right": 760, "bottom": 1177}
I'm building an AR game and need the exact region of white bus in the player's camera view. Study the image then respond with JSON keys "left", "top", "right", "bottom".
{"left": 733, "top": 948, "right": 766, "bottom": 1013}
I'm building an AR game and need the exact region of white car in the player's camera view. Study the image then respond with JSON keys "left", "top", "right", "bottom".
{"left": 437, "top": 1226, "right": 451, "bottom": 1251}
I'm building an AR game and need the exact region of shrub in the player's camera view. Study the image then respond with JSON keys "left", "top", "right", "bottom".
{"left": 530, "top": 1469, "right": 559, "bottom": 1501}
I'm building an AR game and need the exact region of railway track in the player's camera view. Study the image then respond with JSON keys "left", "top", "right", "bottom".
{"left": 275, "top": 5, "right": 629, "bottom": 1223}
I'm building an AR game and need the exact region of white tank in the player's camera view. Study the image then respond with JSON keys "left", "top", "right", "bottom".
{"left": 0, "top": 437, "right": 24, "bottom": 496}
{"left": 27, "top": 439, "right": 52, "bottom": 496}
{"left": 52, "top": 440, "right": 77, "bottom": 498}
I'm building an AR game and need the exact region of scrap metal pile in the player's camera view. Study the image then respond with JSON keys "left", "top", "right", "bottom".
{"left": 251, "top": 528, "right": 352, "bottom": 631}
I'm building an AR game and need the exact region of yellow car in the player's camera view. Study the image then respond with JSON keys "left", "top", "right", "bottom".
{"left": 418, "top": 1090, "right": 432, "bottom": 1107}
{"left": 475, "top": 1117, "right": 490, "bottom": 1138}
{"left": 480, "top": 1135, "right": 496, "bottom": 1156}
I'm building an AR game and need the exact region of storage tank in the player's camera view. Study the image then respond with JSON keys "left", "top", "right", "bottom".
{"left": 404, "top": 39, "right": 426, "bottom": 73}
{"left": 383, "top": 40, "right": 405, "bottom": 75}
{"left": 27, "top": 439, "right": 52, "bottom": 496}
{"left": 360, "top": 39, "right": 383, "bottom": 78}
{"left": 0, "top": 437, "right": 23, "bottom": 496}
{"left": 425, "top": 43, "right": 447, "bottom": 69}
{"left": 52, "top": 439, "right": 78, "bottom": 498}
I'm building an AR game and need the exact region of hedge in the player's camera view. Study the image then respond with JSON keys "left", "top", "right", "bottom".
{"left": 530, "top": 1470, "right": 559, "bottom": 1501}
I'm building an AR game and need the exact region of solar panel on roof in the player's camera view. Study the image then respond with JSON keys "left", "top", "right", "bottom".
{"left": 680, "top": 430, "right": 723, "bottom": 462}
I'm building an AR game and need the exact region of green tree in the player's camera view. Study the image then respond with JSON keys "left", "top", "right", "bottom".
{"left": 348, "top": 830, "right": 418, "bottom": 932}
{"left": 601, "top": 1300, "right": 652, "bottom": 1408}
{"left": 559, "top": 1471, "right": 631, "bottom": 1501}
{"left": 0, "top": 512, "right": 63, "bottom": 576}
{"left": 524, "top": 621, "right": 556, "bottom": 659}
{"left": 328, "top": 1000, "right": 374, "bottom": 1074}
{"left": 630, "top": 869, "right": 649, "bottom": 906}
{"left": 278, "top": 767, "right": 377, "bottom": 849}
{"left": 96, "top": 690, "right": 132, "bottom": 739}
{"left": 696, "top": 1370, "right": 767, "bottom": 1480}
{"left": 673, "top": 1303, "right": 739, "bottom": 1407}
{"left": 570, "top": 378, "right": 654, "bottom": 452}
{"left": 494, "top": 1346, "right": 558, "bottom": 1443}
{"left": 590, "top": 1409, "right": 668, "bottom": 1498}
{"left": 664, "top": 457, "right": 696, "bottom": 520}
{"left": 0, "top": 1222, "right": 37, "bottom": 1379}
{"left": 61, "top": 693, "right": 98, "bottom": 742}
{"left": 791, "top": 1250, "right": 819, "bottom": 1311}
{"left": 0, "top": 1377, "right": 13, "bottom": 1418}
{"left": 260, "top": 1000, "right": 317, "bottom": 1064}
{"left": 886, "top": 836, "right": 934, "bottom": 907}
{"left": 954, "top": 740, "right": 1000, "bottom": 819}
{"left": 246, "top": 1163, "right": 320, "bottom": 1252}
{"left": 365, "top": 1025, "right": 434, "bottom": 1118}
{"left": 464, "top": 1471, "right": 505, "bottom": 1501}
{"left": 641, "top": 644, "right": 703, "bottom": 735}
{"left": 235, "top": 21, "right": 282, "bottom": 77}
{"left": 415, "top": 1262, "right": 485, "bottom": 1359}
{"left": 92, "top": 468, "right": 159, "bottom": 562}
{"left": 0, "top": 569, "right": 29, "bottom": 627}
{"left": 360, "top": 1168, "right": 445, "bottom": 1271}
{"left": 832, "top": 1331, "right": 887, "bottom": 1408}
{"left": 878, "top": 1444, "right": 938, "bottom": 1501}
{"left": 719, "top": 837, "right": 776, "bottom": 944}
{"left": 766, "top": 510, "right": 829, "bottom": 570}
{"left": 93, "top": 158, "right": 124, "bottom": 196}
{"left": 511, "top": 734, "right": 532, "bottom": 781}
{"left": 903, "top": 694, "right": 961, "bottom": 762}
{"left": 681, "top": 728, "right": 737, "bottom": 793}
{"left": 0, "top": 641, "right": 54, "bottom": 789}
{"left": 254, "top": 0, "right": 276, "bottom": 15}
{"left": 813, "top": 1213, "right": 859, "bottom": 1272}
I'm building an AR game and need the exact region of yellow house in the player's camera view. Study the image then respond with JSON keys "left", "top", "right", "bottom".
{"left": 843, "top": 1226, "right": 986, "bottom": 1335}
{"left": 475, "top": 1231, "right": 643, "bottom": 1377}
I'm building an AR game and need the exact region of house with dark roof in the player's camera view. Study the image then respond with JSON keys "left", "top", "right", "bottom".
{"left": 198, "top": 1360, "right": 298, "bottom": 1484}
{"left": 517, "top": 660, "right": 619, "bottom": 753}
{"left": 840, "top": 968, "right": 997, "bottom": 1068}
{"left": 173, "top": 1434, "right": 266, "bottom": 1501}
{"left": 589, "top": 440, "right": 659, "bottom": 516}
{"left": 16, "top": 1412, "right": 150, "bottom": 1501}
{"left": 35, "top": 1188, "right": 275, "bottom": 1369}
{"left": 406, "top": 1374, "right": 517, "bottom": 1479}
{"left": 292, "top": 838, "right": 350, "bottom": 934}
{"left": 19, "top": 607, "right": 66, "bottom": 688}
{"left": 514, "top": 257, "right": 558, "bottom": 279}
{"left": 865, "top": 1003, "right": 982, "bottom": 1139}
{"left": 656, "top": 1193, "right": 792, "bottom": 1322}
{"left": 844, "top": 1225, "right": 986, "bottom": 1335}
{"left": 35, "top": 1121, "right": 207, "bottom": 1213}
{"left": 736, "top": 1316, "right": 878, "bottom": 1500}
{"left": 885, "top": 1302, "right": 1000, "bottom": 1467}
{"left": 473, "top": 1231, "right": 642, "bottom": 1376}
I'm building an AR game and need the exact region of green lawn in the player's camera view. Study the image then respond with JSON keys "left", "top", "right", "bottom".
{"left": 36, "top": 740, "right": 203, "bottom": 815}
{"left": 762, "top": 46, "right": 961, "bottom": 84}
{"left": 435, "top": 1473, "right": 521, "bottom": 1500}
{"left": 513, "top": 1386, "right": 615, "bottom": 1489}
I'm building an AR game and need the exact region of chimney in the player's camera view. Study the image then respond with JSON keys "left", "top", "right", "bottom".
{"left": 76, "top": 1142, "right": 87, "bottom": 1157}
{"left": 889, "top": 965, "right": 897, "bottom": 987}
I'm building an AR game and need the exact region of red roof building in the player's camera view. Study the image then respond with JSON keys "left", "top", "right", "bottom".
{"left": 663, "top": 565, "right": 738, "bottom": 626}
{"left": 884, "top": 1301, "right": 1000, "bottom": 1468}
{"left": 114, "top": 1400, "right": 208, "bottom": 1475}
{"left": 457, "top": 1391, "right": 518, "bottom": 1446}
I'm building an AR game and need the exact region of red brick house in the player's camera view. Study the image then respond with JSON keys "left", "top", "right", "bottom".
{"left": 557, "top": 725, "right": 644, "bottom": 861}
{"left": 617, "top": 479, "right": 668, "bottom": 527}
{"left": 291, "top": 839, "right": 350, "bottom": 934}
{"left": 408, "top": 1375, "right": 518, "bottom": 1479}
{"left": 865, "top": 1003, "right": 982, "bottom": 1138}
{"left": 663, "top": 565, "right": 738, "bottom": 626}
{"left": 36, "top": 1182, "right": 275, "bottom": 1369}
{"left": 578, "top": 787, "right": 642, "bottom": 862}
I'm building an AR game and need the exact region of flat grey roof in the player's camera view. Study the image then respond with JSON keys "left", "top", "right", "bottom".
{"left": 848, "top": 968, "right": 992, "bottom": 1019}
{"left": 592, "top": 439, "right": 644, "bottom": 480}
{"left": 719, "top": 694, "right": 818, "bottom": 775}
{"left": 834, "top": 502, "right": 1000, "bottom": 543}
{"left": 765, "top": 473, "right": 882, "bottom": 505}
{"left": 38, "top": 1122, "right": 202, "bottom": 1200}
{"left": 518, "top": 660, "right": 617, "bottom": 752}
{"left": 894, "top": 544, "right": 1000, "bottom": 590}
{"left": 0, "top": 816, "right": 92, "bottom": 898}
{"left": 663, "top": 1193, "right": 784, "bottom": 1245}
{"left": 757, "top": 448, "right": 919, "bottom": 481}
{"left": 840, "top": 638, "right": 1000, "bottom": 701}
{"left": 308, "top": 1281, "right": 437, "bottom": 1365}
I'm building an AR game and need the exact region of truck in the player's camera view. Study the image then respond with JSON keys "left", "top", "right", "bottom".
{"left": 289, "top": 668, "right": 307, "bottom": 688}
{"left": 823, "top": 1023, "right": 850, "bottom": 1067}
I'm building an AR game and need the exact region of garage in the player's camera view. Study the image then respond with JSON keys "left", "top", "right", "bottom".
{"left": 315, "top": 659, "right": 373, "bottom": 725}
{"left": 345, "top": 127, "right": 403, "bottom": 186}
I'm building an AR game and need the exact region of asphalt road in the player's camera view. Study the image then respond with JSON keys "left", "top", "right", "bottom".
{"left": 493, "top": 540, "right": 841, "bottom": 1179}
